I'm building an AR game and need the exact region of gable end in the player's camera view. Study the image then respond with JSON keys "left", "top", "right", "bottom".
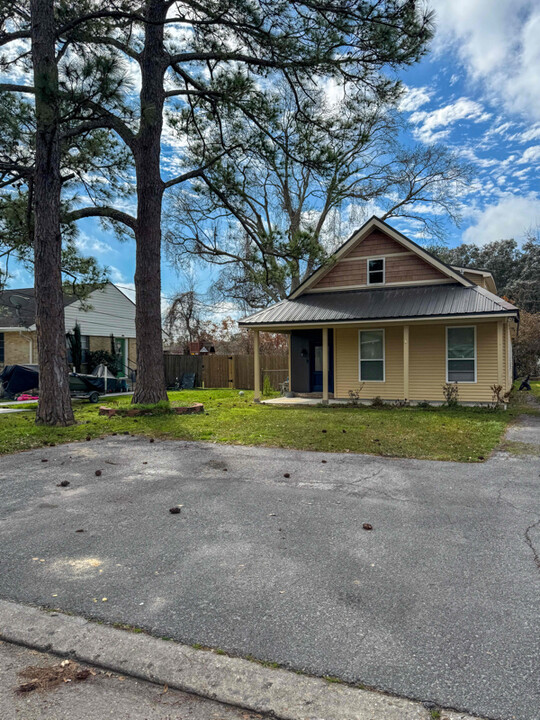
{"left": 310, "top": 229, "right": 451, "bottom": 292}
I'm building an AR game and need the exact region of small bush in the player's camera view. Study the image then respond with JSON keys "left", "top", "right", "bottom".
{"left": 392, "top": 398, "right": 409, "bottom": 408}
{"left": 442, "top": 382, "right": 459, "bottom": 407}
{"left": 416, "top": 400, "right": 432, "bottom": 409}
{"left": 263, "top": 375, "right": 273, "bottom": 396}
{"left": 370, "top": 395, "right": 385, "bottom": 408}
{"left": 348, "top": 384, "right": 365, "bottom": 406}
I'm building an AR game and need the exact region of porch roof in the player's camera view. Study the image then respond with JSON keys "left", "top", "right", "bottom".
{"left": 239, "top": 283, "right": 518, "bottom": 327}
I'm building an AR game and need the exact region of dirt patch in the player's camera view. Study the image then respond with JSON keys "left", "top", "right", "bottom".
{"left": 16, "top": 659, "right": 93, "bottom": 694}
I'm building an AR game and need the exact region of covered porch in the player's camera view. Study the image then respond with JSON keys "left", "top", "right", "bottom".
{"left": 250, "top": 318, "right": 514, "bottom": 406}
{"left": 251, "top": 324, "right": 407, "bottom": 405}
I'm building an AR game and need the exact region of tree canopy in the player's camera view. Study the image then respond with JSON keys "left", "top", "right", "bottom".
{"left": 425, "top": 234, "right": 540, "bottom": 313}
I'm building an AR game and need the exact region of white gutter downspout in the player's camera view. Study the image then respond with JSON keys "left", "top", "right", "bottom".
{"left": 19, "top": 331, "right": 33, "bottom": 363}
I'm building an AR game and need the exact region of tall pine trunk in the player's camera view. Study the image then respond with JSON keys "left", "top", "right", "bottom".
{"left": 131, "top": 0, "right": 167, "bottom": 404}
{"left": 31, "top": 0, "right": 74, "bottom": 426}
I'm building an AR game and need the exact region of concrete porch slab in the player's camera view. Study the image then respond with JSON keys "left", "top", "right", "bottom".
{"left": 261, "top": 396, "right": 349, "bottom": 406}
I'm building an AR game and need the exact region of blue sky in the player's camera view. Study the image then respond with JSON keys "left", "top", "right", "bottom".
{"left": 4, "top": 0, "right": 540, "bottom": 307}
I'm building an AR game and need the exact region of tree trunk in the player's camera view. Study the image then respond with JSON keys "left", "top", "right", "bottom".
{"left": 131, "top": 0, "right": 168, "bottom": 404}
{"left": 30, "top": 0, "right": 75, "bottom": 426}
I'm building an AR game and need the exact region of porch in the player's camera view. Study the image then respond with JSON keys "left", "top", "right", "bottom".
{"left": 251, "top": 319, "right": 513, "bottom": 405}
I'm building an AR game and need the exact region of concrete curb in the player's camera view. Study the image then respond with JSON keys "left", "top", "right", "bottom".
{"left": 0, "top": 600, "right": 481, "bottom": 720}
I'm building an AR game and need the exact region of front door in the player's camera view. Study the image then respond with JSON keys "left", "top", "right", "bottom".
{"left": 310, "top": 334, "right": 334, "bottom": 393}
{"left": 311, "top": 344, "right": 324, "bottom": 391}
{"left": 113, "top": 337, "right": 127, "bottom": 377}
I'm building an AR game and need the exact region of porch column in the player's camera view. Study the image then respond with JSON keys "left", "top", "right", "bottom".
{"left": 288, "top": 333, "right": 292, "bottom": 393}
{"left": 403, "top": 325, "right": 409, "bottom": 401}
{"left": 322, "top": 327, "right": 329, "bottom": 405}
{"left": 253, "top": 329, "right": 261, "bottom": 402}
{"left": 497, "top": 320, "right": 504, "bottom": 387}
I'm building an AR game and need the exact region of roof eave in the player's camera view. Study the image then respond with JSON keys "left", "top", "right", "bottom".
{"left": 239, "top": 309, "right": 519, "bottom": 329}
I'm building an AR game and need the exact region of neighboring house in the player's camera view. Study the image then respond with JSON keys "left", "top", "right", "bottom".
{"left": 0, "top": 282, "right": 136, "bottom": 375}
{"left": 239, "top": 216, "right": 519, "bottom": 405}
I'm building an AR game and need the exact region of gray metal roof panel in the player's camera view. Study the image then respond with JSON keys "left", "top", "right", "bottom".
{"left": 239, "top": 284, "right": 518, "bottom": 326}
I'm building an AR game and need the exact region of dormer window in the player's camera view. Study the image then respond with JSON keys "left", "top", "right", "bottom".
{"left": 367, "top": 258, "right": 385, "bottom": 285}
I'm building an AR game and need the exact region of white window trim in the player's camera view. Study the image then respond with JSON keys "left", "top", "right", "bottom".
{"left": 359, "top": 328, "right": 385, "bottom": 382}
{"left": 446, "top": 325, "right": 477, "bottom": 384}
{"left": 367, "top": 256, "right": 385, "bottom": 285}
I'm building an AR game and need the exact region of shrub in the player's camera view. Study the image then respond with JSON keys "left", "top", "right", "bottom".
{"left": 263, "top": 374, "right": 273, "bottom": 396}
{"left": 416, "top": 400, "right": 432, "bottom": 409}
{"left": 348, "top": 384, "right": 365, "bottom": 405}
{"left": 370, "top": 395, "right": 385, "bottom": 408}
{"left": 490, "top": 384, "right": 511, "bottom": 408}
{"left": 442, "top": 382, "right": 459, "bottom": 407}
{"left": 392, "top": 398, "right": 409, "bottom": 408}
{"left": 87, "top": 349, "right": 119, "bottom": 374}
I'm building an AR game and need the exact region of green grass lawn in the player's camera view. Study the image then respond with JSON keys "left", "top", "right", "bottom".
{"left": 0, "top": 388, "right": 531, "bottom": 462}
{"left": 530, "top": 380, "right": 540, "bottom": 400}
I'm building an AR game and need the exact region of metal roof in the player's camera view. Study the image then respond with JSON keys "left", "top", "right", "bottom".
{"left": 239, "top": 284, "right": 518, "bottom": 327}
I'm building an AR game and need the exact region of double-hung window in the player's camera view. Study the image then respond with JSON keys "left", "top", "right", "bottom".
{"left": 359, "top": 329, "right": 385, "bottom": 381}
{"left": 367, "top": 257, "right": 385, "bottom": 284}
{"left": 447, "top": 326, "right": 476, "bottom": 383}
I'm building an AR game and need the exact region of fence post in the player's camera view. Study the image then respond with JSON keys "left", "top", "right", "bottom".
{"left": 228, "top": 356, "right": 235, "bottom": 388}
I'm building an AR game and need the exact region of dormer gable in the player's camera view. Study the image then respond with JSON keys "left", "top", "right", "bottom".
{"left": 290, "top": 217, "right": 472, "bottom": 299}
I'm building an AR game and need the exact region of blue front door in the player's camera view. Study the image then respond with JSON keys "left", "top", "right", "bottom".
{"left": 311, "top": 345, "right": 323, "bottom": 391}
{"left": 310, "top": 339, "right": 334, "bottom": 393}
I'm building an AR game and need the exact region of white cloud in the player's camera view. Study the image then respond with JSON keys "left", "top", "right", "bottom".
{"left": 430, "top": 0, "right": 540, "bottom": 120}
{"left": 398, "top": 85, "right": 433, "bottom": 113}
{"left": 410, "top": 98, "right": 491, "bottom": 143}
{"left": 75, "top": 232, "right": 118, "bottom": 256}
{"left": 511, "top": 124, "right": 540, "bottom": 143}
{"left": 517, "top": 145, "right": 540, "bottom": 164}
{"left": 462, "top": 193, "right": 540, "bottom": 245}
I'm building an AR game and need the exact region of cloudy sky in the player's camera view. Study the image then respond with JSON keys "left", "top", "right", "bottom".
{"left": 4, "top": 0, "right": 540, "bottom": 302}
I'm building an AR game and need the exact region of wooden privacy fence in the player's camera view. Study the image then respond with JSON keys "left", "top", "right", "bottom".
{"left": 163, "top": 353, "right": 288, "bottom": 391}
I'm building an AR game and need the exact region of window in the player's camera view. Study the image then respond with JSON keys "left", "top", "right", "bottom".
{"left": 0, "top": 332, "right": 4, "bottom": 364}
{"left": 66, "top": 334, "right": 90, "bottom": 366}
{"left": 81, "top": 335, "right": 90, "bottom": 364}
{"left": 447, "top": 326, "right": 476, "bottom": 383}
{"left": 314, "top": 345, "right": 323, "bottom": 372}
{"left": 359, "top": 329, "right": 385, "bottom": 381}
{"left": 367, "top": 257, "right": 385, "bottom": 284}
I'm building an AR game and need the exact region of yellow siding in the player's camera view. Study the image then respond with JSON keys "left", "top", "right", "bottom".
{"left": 335, "top": 325, "right": 404, "bottom": 400}
{"left": 334, "top": 320, "right": 504, "bottom": 403}
{"left": 409, "top": 322, "right": 498, "bottom": 402}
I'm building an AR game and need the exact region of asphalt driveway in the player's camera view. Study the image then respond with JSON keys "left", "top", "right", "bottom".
{"left": 0, "top": 420, "right": 539, "bottom": 720}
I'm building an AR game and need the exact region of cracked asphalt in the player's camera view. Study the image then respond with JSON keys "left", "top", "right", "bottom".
{"left": 0, "top": 415, "right": 539, "bottom": 720}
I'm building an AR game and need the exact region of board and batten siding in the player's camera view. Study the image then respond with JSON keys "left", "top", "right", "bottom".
{"left": 63, "top": 283, "right": 136, "bottom": 338}
{"left": 334, "top": 320, "right": 512, "bottom": 402}
{"left": 312, "top": 230, "right": 448, "bottom": 291}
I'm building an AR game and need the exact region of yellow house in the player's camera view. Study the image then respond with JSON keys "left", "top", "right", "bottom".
{"left": 239, "top": 217, "right": 519, "bottom": 406}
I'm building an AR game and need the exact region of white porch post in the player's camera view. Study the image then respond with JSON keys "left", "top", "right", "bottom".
{"left": 253, "top": 329, "right": 261, "bottom": 402}
{"left": 403, "top": 325, "right": 409, "bottom": 402}
{"left": 322, "top": 327, "right": 329, "bottom": 405}
{"left": 497, "top": 320, "right": 504, "bottom": 387}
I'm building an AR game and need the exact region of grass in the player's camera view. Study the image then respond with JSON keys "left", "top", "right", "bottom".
{"left": 529, "top": 380, "right": 540, "bottom": 400}
{"left": 0, "top": 387, "right": 535, "bottom": 462}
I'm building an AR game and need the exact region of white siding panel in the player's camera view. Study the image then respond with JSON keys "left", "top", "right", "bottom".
{"left": 63, "top": 283, "right": 136, "bottom": 338}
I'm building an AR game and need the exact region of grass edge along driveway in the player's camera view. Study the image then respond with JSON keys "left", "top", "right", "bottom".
{"left": 2, "top": 386, "right": 537, "bottom": 462}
